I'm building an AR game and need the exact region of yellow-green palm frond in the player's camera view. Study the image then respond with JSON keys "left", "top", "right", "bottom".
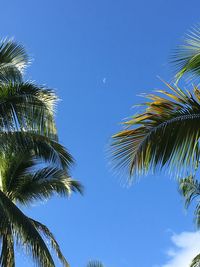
{"left": 172, "top": 25, "right": 200, "bottom": 83}
{"left": 111, "top": 83, "right": 200, "bottom": 180}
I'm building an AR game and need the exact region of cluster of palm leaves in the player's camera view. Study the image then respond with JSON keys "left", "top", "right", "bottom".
{"left": 0, "top": 39, "right": 82, "bottom": 266}
{"left": 111, "top": 27, "right": 200, "bottom": 267}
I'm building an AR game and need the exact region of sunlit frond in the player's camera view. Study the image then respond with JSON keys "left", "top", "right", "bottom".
{"left": 0, "top": 38, "right": 29, "bottom": 82}
{"left": 0, "top": 189, "right": 55, "bottom": 267}
{"left": 0, "top": 131, "right": 74, "bottom": 170}
{"left": 172, "top": 25, "right": 200, "bottom": 83}
{"left": 111, "top": 83, "right": 200, "bottom": 180}
{"left": 0, "top": 82, "right": 58, "bottom": 139}
{"left": 10, "top": 167, "right": 83, "bottom": 205}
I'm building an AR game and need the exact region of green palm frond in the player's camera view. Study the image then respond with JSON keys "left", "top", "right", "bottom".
{"left": 0, "top": 82, "right": 57, "bottom": 138}
{"left": 179, "top": 176, "right": 200, "bottom": 227}
{"left": 172, "top": 26, "right": 200, "bottom": 83}
{"left": 87, "top": 261, "right": 104, "bottom": 267}
{"left": 111, "top": 83, "right": 200, "bottom": 180}
{"left": 9, "top": 167, "right": 83, "bottom": 205}
{"left": 0, "top": 38, "right": 29, "bottom": 82}
{"left": 0, "top": 227, "right": 15, "bottom": 267}
{"left": 190, "top": 253, "right": 200, "bottom": 267}
{"left": 0, "top": 189, "right": 55, "bottom": 267}
{"left": 0, "top": 131, "right": 74, "bottom": 170}
{"left": 30, "top": 218, "right": 69, "bottom": 267}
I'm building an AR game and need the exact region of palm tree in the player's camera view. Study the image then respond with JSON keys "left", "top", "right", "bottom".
{"left": 111, "top": 26, "right": 200, "bottom": 267}
{"left": 111, "top": 85, "right": 200, "bottom": 267}
{"left": 0, "top": 38, "right": 83, "bottom": 266}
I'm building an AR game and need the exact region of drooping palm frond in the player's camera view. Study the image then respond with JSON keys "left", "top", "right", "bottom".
{"left": 8, "top": 167, "right": 83, "bottom": 205}
{"left": 0, "top": 82, "right": 58, "bottom": 138}
{"left": 0, "top": 189, "right": 55, "bottom": 267}
{"left": 0, "top": 131, "right": 74, "bottom": 170}
{"left": 0, "top": 228, "right": 15, "bottom": 267}
{"left": 179, "top": 176, "right": 200, "bottom": 228}
{"left": 172, "top": 26, "right": 200, "bottom": 83}
{"left": 30, "top": 218, "right": 69, "bottom": 267}
{"left": 190, "top": 253, "right": 200, "bottom": 267}
{"left": 0, "top": 38, "right": 29, "bottom": 83}
{"left": 87, "top": 261, "right": 104, "bottom": 267}
{"left": 111, "top": 83, "right": 200, "bottom": 180}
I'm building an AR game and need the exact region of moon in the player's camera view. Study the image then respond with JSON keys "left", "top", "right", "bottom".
{"left": 102, "top": 78, "right": 106, "bottom": 84}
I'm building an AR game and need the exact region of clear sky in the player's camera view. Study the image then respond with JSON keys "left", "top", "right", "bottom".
{"left": 2, "top": 0, "right": 200, "bottom": 266}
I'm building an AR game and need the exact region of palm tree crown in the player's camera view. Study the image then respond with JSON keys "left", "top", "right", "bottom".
{"left": 0, "top": 38, "right": 83, "bottom": 266}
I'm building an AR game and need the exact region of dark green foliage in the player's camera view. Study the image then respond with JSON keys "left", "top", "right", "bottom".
{"left": 0, "top": 38, "right": 82, "bottom": 266}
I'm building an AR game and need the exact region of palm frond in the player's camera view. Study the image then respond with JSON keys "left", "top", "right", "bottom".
{"left": 111, "top": 83, "right": 200, "bottom": 180}
{"left": 0, "top": 189, "right": 55, "bottom": 267}
{"left": 0, "top": 82, "right": 58, "bottom": 138}
{"left": 9, "top": 167, "right": 83, "bottom": 204}
{"left": 87, "top": 261, "right": 104, "bottom": 267}
{"left": 1, "top": 151, "right": 36, "bottom": 194}
{"left": 190, "top": 253, "right": 200, "bottom": 267}
{"left": 30, "top": 218, "right": 69, "bottom": 267}
{"left": 172, "top": 25, "right": 200, "bottom": 83}
{"left": 0, "top": 131, "right": 74, "bottom": 170}
{"left": 179, "top": 176, "right": 200, "bottom": 227}
{"left": 0, "top": 227, "right": 15, "bottom": 267}
{"left": 0, "top": 38, "right": 29, "bottom": 83}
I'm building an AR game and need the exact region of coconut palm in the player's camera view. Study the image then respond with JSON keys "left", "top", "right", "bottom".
{"left": 111, "top": 26, "right": 200, "bottom": 267}
{"left": 0, "top": 38, "right": 83, "bottom": 266}
{"left": 0, "top": 39, "right": 57, "bottom": 139}
{"left": 111, "top": 82, "right": 200, "bottom": 266}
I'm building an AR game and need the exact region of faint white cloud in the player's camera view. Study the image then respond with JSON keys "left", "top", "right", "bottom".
{"left": 158, "top": 231, "right": 200, "bottom": 267}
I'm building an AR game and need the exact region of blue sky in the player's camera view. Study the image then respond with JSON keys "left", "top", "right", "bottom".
{"left": 2, "top": 0, "right": 200, "bottom": 266}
